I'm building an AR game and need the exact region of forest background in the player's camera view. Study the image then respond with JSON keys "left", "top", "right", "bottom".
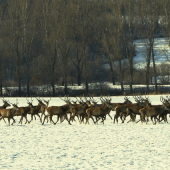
{"left": 0, "top": 0, "right": 170, "bottom": 97}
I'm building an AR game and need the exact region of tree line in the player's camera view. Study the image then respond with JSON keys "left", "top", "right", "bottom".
{"left": 0, "top": 0, "right": 170, "bottom": 96}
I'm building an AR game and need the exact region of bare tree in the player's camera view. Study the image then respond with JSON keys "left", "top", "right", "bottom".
{"left": 8, "top": 0, "right": 24, "bottom": 96}
{"left": 137, "top": 0, "right": 161, "bottom": 94}
{"left": 0, "top": 2, "right": 5, "bottom": 96}
{"left": 21, "top": 0, "right": 36, "bottom": 96}
{"left": 35, "top": 0, "right": 64, "bottom": 96}
{"left": 121, "top": 0, "right": 138, "bottom": 94}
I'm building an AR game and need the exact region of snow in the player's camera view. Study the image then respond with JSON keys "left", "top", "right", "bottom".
{"left": 134, "top": 38, "right": 170, "bottom": 69}
{"left": 103, "top": 38, "right": 170, "bottom": 70}
{"left": 1, "top": 95, "right": 170, "bottom": 170}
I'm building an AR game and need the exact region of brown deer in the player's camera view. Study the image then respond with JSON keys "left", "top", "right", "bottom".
{"left": 14, "top": 99, "right": 35, "bottom": 124}
{"left": 0, "top": 98, "right": 11, "bottom": 109}
{"left": 139, "top": 97, "right": 170, "bottom": 124}
{"left": 85, "top": 99, "right": 112, "bottom": 125}
{"left": 107, "top": 96, "right": 150, "bottom": 123}
{"left": 28, "top": 98, "right": 47, "bottom": 123}
{"left": 0, "top": 98, "right": 11, "bottom": 124}
{"left": 39, "top": 98, "right": 51, "bottom": 121}
{"left": 125, "top": 96, "right": 151, "bottom": 123}
{"left": 108, "top": 96, "right": 132, "bottom": 111}
{"left": 42, "top": 97, "right": 73, "bottom": 125}
{"left": 0, "top": 101, "right": 19, "bottom": 126}
{"left": 69, "top": 96, "right": 98, "bottom": 124}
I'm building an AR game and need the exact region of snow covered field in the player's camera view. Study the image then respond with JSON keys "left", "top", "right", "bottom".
{"left": 0, "top": 95, "right": 170, "bottom": 170}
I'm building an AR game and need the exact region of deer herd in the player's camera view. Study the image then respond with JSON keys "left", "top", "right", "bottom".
{"left": 0, "top": 95, "right": 170, "bottom": 126}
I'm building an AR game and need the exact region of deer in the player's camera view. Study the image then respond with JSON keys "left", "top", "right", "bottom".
{"left": 107, "top": 96, "right": 132, "bottom": 111}
{"left": 0, "top": 101, "right": 19, "bottom": 126}
{"left": 40, "top": 97, "right": 51, "bottom": 121}
{"left": 27, "top": 97, "right": 47, "bottom": 123}
{"left": 0, "top": 98, "right": 11, "bottom": 124}
{"left": 139, "top": 97, "right": 170, "bottom": 125}
{"left": 85, "top": 102, "right": 112, "bottom": 125}
{"left": 68, "top": 96, "right": 100, "bottom": 124}
{"left": 107, "top": 95, "right": 150, "bottom": 123}
{"left": 0, "top": 98, "right": 11, "bottom": 109}
{"left": 84, "top": 96, "right": 114, "bottom": 124}
{"left": 13, "top": 98, "right": 35, "bottom": 125}
{"left": 42, "top": 97, "right": 73, "bottom": 125}
{"left": 157, "top": 96, "right": 170, "bottom": 123}
{"left": 125, "top": 96, "right": 151, "bottom": 123}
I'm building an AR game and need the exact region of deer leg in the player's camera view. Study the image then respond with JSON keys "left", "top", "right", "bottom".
{"left": 153, "top": 117, "right": 157, "bottom": 125}
{"left": 30, "top": 113, "right": 33, "bottom": 122}
{"left": 95, "top": 117, "right": 99, "bottom": 124}
{"left": 114, "top": 111, "right": 120, "bottom": 124}
{"left": 37, "top": 114, "right": 42, "bottom": 123}
{"left": 11, "top": 118, "right": 15, "bottom": 125}
{"left": 8, "top": 118, "right": 10, "bottom": 126}
{"left": 55, "top": 115, "right": 60, "bottom": 124}
{"left": 46, "top": 116, "right": 49, "bottom": 123}
{"left": 80, "top": 115, "right": 85, "bottom": 124}
{"left": 85, "top": 116, "right": 89, "bottom": 124}
{"left": 113, "top": 115, "right": 116, "bottom": 123}
{"left": 80, "top": 115, "right": 83, "bottom": 124}
{"left": 42, "top": 115, "right": 47, "bottom": 125}
{"left": 24, "top": 116, "right": 29, "bottom": 124}
{"left": 151, "top": 117, "right": 155, "bottom": 124}
{"left": 136, "top": 114, "right": 142, "bottom": 123}
{"left": 101, "top": 116, "right": 105, "bottom": 124}
{"left": 34, "top": 115, "right": 36, "bottom": 120}
{"left": 60, "top": 114, "right": 65, "bottom": 123}
{"left": 165, "top": 115, "right": 168, "bottom": 123}
{"left": 91, "top": 116, "right": 96, "bottom": 124}
{"left": 51, "top": 117, "right": 56, "bottom": 125}
{"left": 41, "top": 112, "right": 45, "bottom": 121}
{"left": 80, "top": 115, "right": 84, "bottom": 123}
{"left": 108, "top": 113, "right": 112, "bottom": 120}
{"left": 140, "top": 113, "right": 145, "bottom": 124}
{"left": 65, "top": 114, "right": 72, "bottom": 125}
{"left": 120, "top": 112, "right": 126, "bottom": 123}
{"left": 3, "top": 118, "right": 7, "bottom": 124}
{"left": 69, "top": 114, "right": 75, "bottom": 123}
{"left": 0, "top": 117, "right": 3, "bottom": 122}
{"left": 127, "top": 113, "right": 134, "bottom": 123}
{"left": 18, "top": 116, "right": 23, "bottom": 124}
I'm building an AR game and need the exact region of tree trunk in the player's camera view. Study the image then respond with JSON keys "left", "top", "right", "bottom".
{"left": 62, "top": 78, "right": 64, "bottom": 86}
{"left": 129, "top": 59, "right": 133, "bottom": 94}
{"left": 50, "top": 71, "right": 55, "bottom": 96}
{"left": 0, "top": 77, "right": 2, "bottom": 97}
{"left": 0, "top": 60, "right": 2, "bottom": 96}
{"left": 118, "top": 60, "right": 124, "bottom": 93}
{"left": 146, "top": 47, "right": 151, "bottom": 94}
{"left": 64, "top": 74, "right": 68, "bottom": 95}
{"left": 51, "top": 79, "right": 55, "bottom": 96}
{"left": 18, "top": 69, "right": 21, "bottom": 97}
{"left": 18, "top": 78, "right": 21, "bottom": 97}
{"left": 27, "top": 79, "right": 30, "bottom": 97}
{"left": 152, "top": 48, "right": 158, "bottom": 94}
{"left": 85, "top": 76, "right": 88, "bottom": 94}
{"left": 77, "top": 72, "right": 81, "bottom": 86}
{"left": 146, "top": 67, "right": 150, "bottom": 94}
{"left": 108, "top": 59, "right": 115, "bottom": 85}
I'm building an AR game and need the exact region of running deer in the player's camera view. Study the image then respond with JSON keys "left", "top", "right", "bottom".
{"left": 0, "top": 101, "right": 19, "bottom": 126}
{"left": 139, "top": 97, "right": 170, "bottom": 124}
{"left": 42, "top": 97, "right": 73, "bottom": 125}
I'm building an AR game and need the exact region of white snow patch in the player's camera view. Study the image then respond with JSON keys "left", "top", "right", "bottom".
{"left": 0, "top": 95, "right": 170, "bottom": 169}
